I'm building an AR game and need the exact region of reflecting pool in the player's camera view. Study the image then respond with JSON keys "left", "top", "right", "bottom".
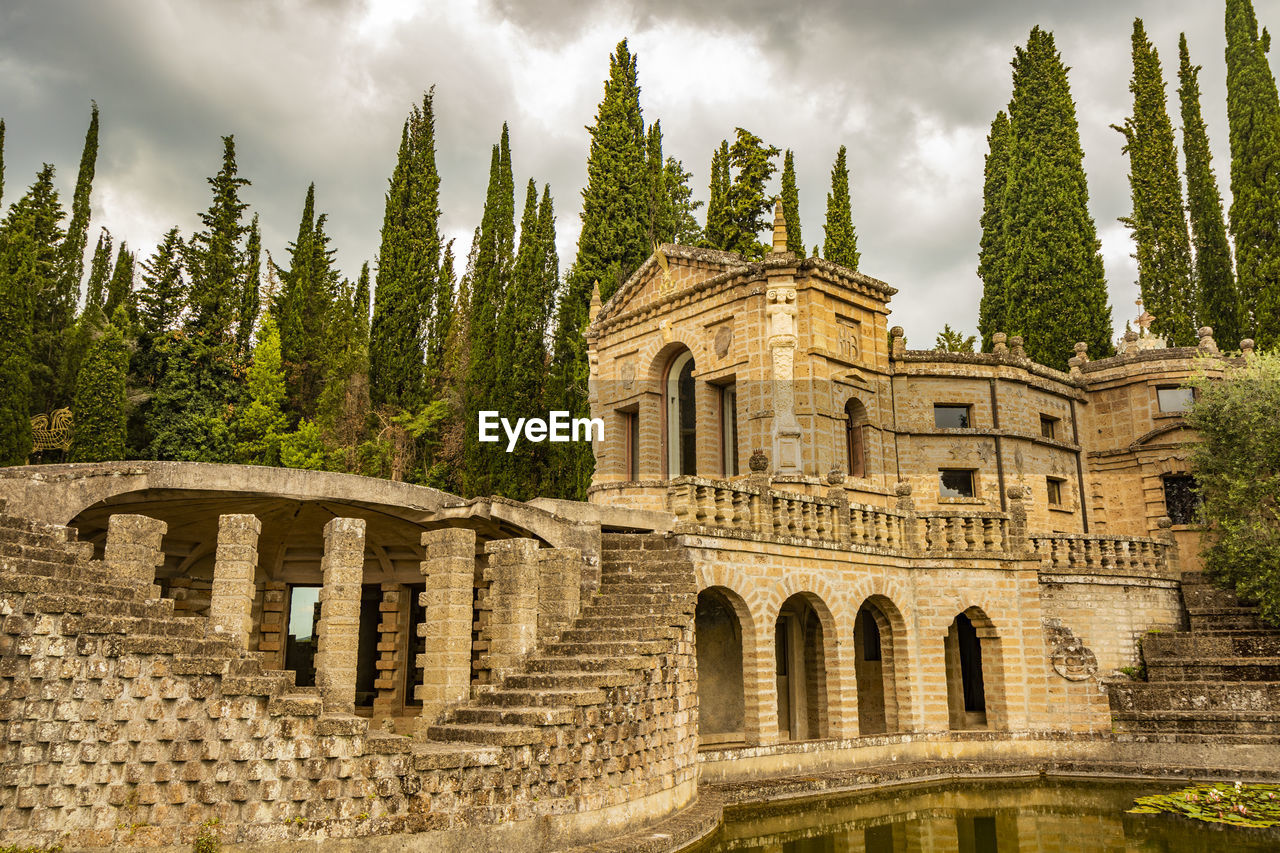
{"left": 697, "top": 777, "right": 1280, "bottom": 852}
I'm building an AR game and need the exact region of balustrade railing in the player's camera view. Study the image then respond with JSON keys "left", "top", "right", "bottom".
{"left": 665, "top": 477, "right": 1171, "bottom": 575}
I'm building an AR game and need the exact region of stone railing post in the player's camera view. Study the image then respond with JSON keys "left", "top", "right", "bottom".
{"left": 1156, "top": 516, "right": 1181, "bottom": 575}
{"left": 104, "top": 514, "right": 167, "bottom": 589}
{"left": 825, "top": 470, "right": 849, "bottom": 544}
{"left": 1006, "top": 486, "right": 1028, "bottom": 556}
{"left": 537, "top": 548, "right": 583, "bottom": 645}
{"left": 895, "top": 483, "right": 919, "bottom": 554}
{"left": 416, "top": 528, "right": 476, "bottom": 734}
{"left": 207, "top": 514, "right": 261, "bottom": 651}
{"left": 314, "top": 517, "right": 366, "bottom": 715}
{"left": 483, "top": 538, "right": 540, "bottom": 681}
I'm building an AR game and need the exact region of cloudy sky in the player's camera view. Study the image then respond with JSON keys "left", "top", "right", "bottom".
{"left": 0, "top": 0, "right": 1242, "bottom": 345}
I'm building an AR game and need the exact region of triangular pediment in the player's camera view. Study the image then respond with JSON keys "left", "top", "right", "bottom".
{"left": 591, "top": 244, "right": 746, "bottom": 329}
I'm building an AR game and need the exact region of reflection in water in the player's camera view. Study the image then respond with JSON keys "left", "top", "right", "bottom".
{"left": 699, "top": 778, "right": 1280, "bottom": 853}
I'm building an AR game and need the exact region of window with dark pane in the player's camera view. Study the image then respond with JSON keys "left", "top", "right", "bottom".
{"left": 1163, "top": 474, "right": 1201, "bottom": 525}
{"left": 934, "top": 404, "right": 971, "bottom": 429}
{"left": 940, "top": 469, "right": 975, "bottom": 498}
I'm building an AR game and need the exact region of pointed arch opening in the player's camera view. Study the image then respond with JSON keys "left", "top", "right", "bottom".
{"left": 774, "top": 593, "right": 829, "bottom": 741}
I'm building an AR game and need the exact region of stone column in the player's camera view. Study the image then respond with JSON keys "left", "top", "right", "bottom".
{"left": 416, "top": 528, "right": 476, "bottom": 733}
{"left": 373, "top": 582, "right": 405, "bottom": 719}
{"left": 104, "top": 514, "right": 167, "bottom": 588}
{"left": 207, "top": 514, "right": 261, "bottom": 651}
{"left": 536, "top": 548, "right": 582, "bottom": 644}
{"left": 767, "top": 283, "right": 803, "bottom": 474}
{"left": 314, "top": 517, "right": 366, "bottom": 715}
{"left": 896, "top": 483, "right": 919, "bottom": 554}
{"left": 1156, "top": 516, "right": 1181, "bottom": 575}
{"left": 1006, "top": 486, "right": 1028, "bottom": 556}
{"left": 483, "top": 538, "right": 540, "bottom": 681}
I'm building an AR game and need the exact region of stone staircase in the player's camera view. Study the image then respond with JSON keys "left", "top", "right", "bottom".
{"left": 1109, "top": 571, "right": 1280, "bottom": 740}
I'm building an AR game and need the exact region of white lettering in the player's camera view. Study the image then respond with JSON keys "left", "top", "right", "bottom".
{"left": 502, "top": 417, "right": 525, "bottom": 453}
{"left": 549, "top": 410, "right": 570, "bottom": 442}
{"left": 478, "top": 411, "right": 501, "bottom": 443}
{"left": 573, "top": 417, "right": 605, "bottom": 442}
{"left": 526, "top": 418, "right": 548, "bottom": 443}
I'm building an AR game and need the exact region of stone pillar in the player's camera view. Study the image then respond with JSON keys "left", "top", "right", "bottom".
{"left": 1156, "top": 516, "right": 1181, "bottom": 575}
{"left": 536, "top": 548, "right": 582, "bottom": 644}
{"left": 825, "top": 470, "right": 849, "bottom": 543}
{"left": 314, "top": 517, "right": 366, "bottom": 715}
{"left": 207, "top": 514, "right": 261, "bottom": 651}
{"left": 1007, "top": 486, "right": 1028, "bottom": 555}
{"left": 896, "top": 482, "right": 919, "bottom": 554}
{"left": 104, "top": 514, "right": 167, "bottom": 588}
{"left": 259, "top": 581, "right": 287, "bottom": 667}
{"left": 416, "top": 528, "right": 475, "bottom": 733}
{"left": 483, "top": 538, "right": 540, "bottom": 681}
{"left": 767, "top": 284, "right": 802, "bottom": 474}
{"left": 373, "top": 581, "right": 405, "bottom": 719}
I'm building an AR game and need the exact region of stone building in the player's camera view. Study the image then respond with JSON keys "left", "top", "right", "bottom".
{"left": 0, "top": 209, "right": 1275, "bottom": 851}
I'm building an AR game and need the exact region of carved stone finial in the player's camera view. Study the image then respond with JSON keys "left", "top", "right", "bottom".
{"left": 826, "top": 468, "right": 846, "bottom": 486}
{"left": 894, "top": 482, "right": 914, "bottom": 512}
{"left": 1074, "top": 341, "right": 1089, "bottom": 362}
{"left": 772, "top": 198, "right": 788, "bottom": 253}
{"left": 1009, "top": 335, "right": 1027, "bottom": 360}
{"left": 1157, "top": 516, "right": 1173, "bottom": 530}
{"left": 992, "top": 332, "right": 1008, "bottom": 354}
{"left": 1242, "top": 338, "right": 1256, "bottom": 358}
{"left": 588, "top": 280, "right": 603, "bottom": 324}
{"left": 1068, "top": 356, "right": 1084, "bottom": 380}
{"left": 749, "top": 448, "right": 770, "bottom": 473}
{"left": 1007, "top": 484, "right": 1029, "bottom": 501}
{"left": 1197, "top": 327, "right": 1218, "bottom": 352}
{"left": 890, "top": 326, "right": 906, "bottom": 359}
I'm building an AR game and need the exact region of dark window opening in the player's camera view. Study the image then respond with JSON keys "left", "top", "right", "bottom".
{"left": 956, "top": 613, "right": 986, "bottom": 713}
{"left": 861, "top": 609, "right": 882, "bottom": 661}
{"left": 721, "top": 384, "right": 739, "bottom": 477}
{"left": 355, "top": 585, "right": 381, "bottom": 708}
{"left": 1046, "top": 478, "right": 1064, "bottom": 507}
{"left": 404, "top": 582, "right": 426, "bottom": 706}
{"left": 1163, "top": 474, "right": 1201, "bottom": 525}
{"left": 934, "top": 404, "right": 972, "bottom": 429}
{"left": 1040, "top": 415, "right": 1058, "bottom": 439}
{"left": 623, "top": 410, "right": 639, "bottom": 481}
{"left": 846, "top": 399, "right": 868, "bottom": 478}
{"left": 940, "top": 469, "right": 976, "bottom": 498}
{"left": 1157, "top": 386, "right": 1195, "bottom": 413}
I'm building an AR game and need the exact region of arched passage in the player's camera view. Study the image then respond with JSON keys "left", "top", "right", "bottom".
{"left": 945, "top": 607, "right": 1006, "bottom": 731}
{"left": 774, "top": 593, "right": 829, "bottom": 741}
{"left": 695, "top": 587, "right": 747, "bottom": 745}
{"left": 845, "top": 398, "right": 869, "bottom": 478}
{"left": 665, "top": 349, "right": 697, "bottom": 477}
{"left": 854, "top": 595, "right": 908, "bottom": 735}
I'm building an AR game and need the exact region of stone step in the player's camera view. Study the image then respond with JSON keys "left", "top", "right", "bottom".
{"left": 572, "top": 614, "right": 676, "bottom": 630}
{"left": 426, "top": 722, "right": 543, "bottom": 747}
{"left": 170, "top": 656, "right": 231, "bottom": 676}
{"left": 601, "top": 534, "right": 676, "bottom": 551}
{"left": 118, "top": 634, "right": 236, "bottom": 657}
{"left": 267, "top": 693, "right": 322, "bottom": 716}
{"left": 526, "top": 654, "right": 647, "bottom": 673}
{"left": 1147, "top": 659, "right": 1280, "bottom": 682}
{"left": 1187, "top": 607, "right": 1268, "bottom": 632}
{"left": 0, "top": 539, "right": 84, "bottom": 568}
{"left": 31, "top": 592, "right": 175, "bottom": 621}
{"left": 584, "top": 593, "right": 682, "bottom": 607}
{"left": 0, "top": 558, "right": 145, "bottom": 593}
{"left": 0, "top": 514, "right": 78, "bottom": 545}
{"left": 451, "top": 705, "right": 577, "bottom": 727}
{"left": 477, "top": 686, "right": 606, "bottom": 707}
{"left": 411, "top": 740, "right": 503, "bottom": 771}
{"left": 504, "top": 669, "right": 634, "bottom": 691}
{"left": 542, "top": 639, "right": 669, "bottom": 658}
{"left": 1182, "top": 583, "right": 1255, "bottom": 609}
{"left": 0, "top": 569, "right": 149, "bottom": 604}
{"left": 1112, "top": 710, "right": 1280, "bottom": 735}
{"left": 64, "top": 612, "right": 206, "bottom": 639}
{"left": 1144, "top": 633, "right": 1280, "bottom": 660}
{"left": 1108, "top": 681, "right": 1280, "bottom": 713}
{"left": 559, "top": 625, "right": 679, "bottom": 644}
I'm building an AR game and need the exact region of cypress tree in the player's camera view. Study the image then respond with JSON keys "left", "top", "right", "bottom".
{"left": 83, "top": 229, "right": 112, "bottom": 312}
{"left": 1225, "top": 0, "right": 1280, "bottom": 346}
{"left": 370, "top": 91, "right": 442, "bottom": 409}
{"left": 352, "top": 261, "right": 371, "bottom": 338}
{"left": 0, "top": 192, "right": 40, "bottom": 464}
{"left": 1114, "top": 19, "right": 1196, "bottom": 346}
{"left": 186, "top": 135, "right": 250, "bottom": 344}
{"left": 13, "top": 166, "right": 68, "bottom": 419}
{"left": 0, "top": 118, "right": 5, "bottom": 209}
{"left": 646, "top": 122, "right": 676, "bottom": 247}
{"left": 664, "top": 156, "right": 702, "bottom": 245}
{"left": 1180, "top": 34, "right": 1240, "bottom": 347}
{"left": 69, "top": 306, "right": 128, "bottom": 463}
{"left": 103, "top": 242, "right": 134, "bottom": 320}
{"left": 1002, "top": 27, "right": 1112, "bottom": 370}
{"left": 823, "top": 145, "right": 860, "bottom": 269}
{"left": 977, "top": 112, "right": 1012, "bottom": 350}
{"left": 703, "top": 140, "right": 731, "bottom": 250}
{"left": 781, "top": 149, "right": 803, "bottom": 255}
{"left": 58, "top": 103, "right": 99, "bottom": 317}
{"left": 129, "top": 228, "right": 185, "bottom": 457}
{"left": 239, "top": 214, "right": 261, "bottom": 354}
{"left": 231, "top": 314, "right": 288, "bottom": 466}
{"left": 724, "top": 128, "right": 780, "bottom": 260}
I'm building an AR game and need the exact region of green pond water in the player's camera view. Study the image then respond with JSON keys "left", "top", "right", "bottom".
{"left": 696, "top": 777, "right": 1280, "bottom": 852}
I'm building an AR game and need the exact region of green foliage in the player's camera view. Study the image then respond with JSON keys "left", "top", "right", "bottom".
{"left": 186, "top": 135, "right": 250, "bottom": 345}
{"left": 239, "top": 214, "right": 261, "bottom": 354}
{"left": 370, "top": 90, "right": 443, "bottom": 410}
{"left": 1001, "top": 27, "right": 1113, "bottom": 370}
{"left": 58, "top": 103, "right": 98, "bottom": 320}
{"left": 977, "top": 112, "right": 1011, "bottom": 351}
{"left": 1129, "top": 782, "right": 1280, "bottom": 827}
{"left": 280, "top": 419, "right": 329, "bottom": 471}
{"left": 103, "top": 241, "right": 135, "bottom": 320}
{"left": 725, "top": 128, "right": 780, "bottom": 260}
{"left": 823, "top": 145, "right": 859, "bottom": 269}
{"left": 83, "top": 228, "right": 113, "bottom": 313}
{"left": 70, "top": 307, "right": 128, "bottom": 463}
{"left": 780, "top": 149, "right": 803, "bottom": 255}
{"left": 645, "top": 121, "right": 675, "bottom": 247}
{"left": 146, "top": 330, "right": 235, "bottom": 463}
{"left": 1226, "top": 0, "right": 1280, "bottom": 348}
{"left": 1179, "top": 34, "right": 1241, "bottom": 349}
{"left": 232, "top": 315, "right": 288, "bottom": 466}
{"left": 664, "top": 156, "right": 702, "bottom": 245}
{"left": 934, "top": 324, "right": 977, "bottom": 353}
{"left": 0, "top": 118, "right": 5, "bottom": 208}
{"left": 703, "top": 140, "right": 731, "bottom": 251}
{"left": 0, "top": 844, "right": 63, "bottom": 853}
{"left": 1187, "top": 351, "right": 1280, "bottom": 626}
{"left": 1114, "top": 19, "right": 1196, "bottom": 346}
{"left": 129, "top": 228, "right": 186, "bottom": 456}
{"left": 192, "top": 817, "right": 221, "bottom": 853}
{"left": 18, "top": 165, "right": 69, "bottom": 419}
{"left": 0, "top": 187, "right": 40, "bottom": 465}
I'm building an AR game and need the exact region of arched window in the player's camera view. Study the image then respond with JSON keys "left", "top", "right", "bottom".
{"left": 845, "top": 398, "right": 868, "bottom": 478}
{"left": 666, "top": 350, "right": 697, "bottom": 477}
{"left": 695, "top": 589, "right": 745, "bottom": 745}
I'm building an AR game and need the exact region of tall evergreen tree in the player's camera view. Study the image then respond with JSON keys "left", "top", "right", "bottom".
{"left": 103, "top": 242, "right": 134, "bottom": 320}
{"left": 0, "top": 118, "right": 5, "bottom": 209}
{"left": 58, "top": 103, "right": 99, "bottom": 318}
{"left": 1115, "top": 19, "right": 1196, "bottom": 346}
{"left": 646, "top": 122, "right": 676, "bottom": 247}
{"left": 352, "top": 261, "right": 371, "bottom": 337}
{"left": 231, "top": 314, "right": 288, "bottom": 466}
{"left": 823, "top": 145, "right": 860, "bottom": 269}
{"left": 664, "top": 156, "right": 702, "bottom": 245}
{"left": 186, "top": 135, "right": 250, "bottom": 344}
{"left": 1002, "top": 27, "right": 1112, "bottom": 370}
{"left": 723, "top": 128, "right": 780, "bottom": 259}
{"left": 0, "top": 186, "right": 41, "bottom": 464}
{"left": 977, "top": 112, "right": 1012, "bottom": 351}
{"left": 780, "top": 149, "right": 803, "bottom": 255}
{"left": 703, "top": 140, "right": 732, "bottom": 250}
{"left": 1225, "top": 0, "right": 1280, "bottom": 346}
{"left": 69, "top": 306, "right": 128, "bottom": 463}
{"left": 13, "top": 166, "right": 67, "bottom": 418}
{"left": 132, "top": 228, "right": 186, "bottom": 408}
{"left": 83, "top": 229, "right": 112, "bottom": 312}
{"left": 1180, "top": 34, "right": 1241, "bottom": 347}
{"left": 239, "top": 214, "right": 261, "bottom": 354}
{"left": 370, "top": 91, "right": 442, "bottom": 409}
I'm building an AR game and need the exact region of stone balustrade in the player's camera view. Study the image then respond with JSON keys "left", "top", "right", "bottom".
{"left": 915, "top": 511, "right": 1009, "bottom": 555}
{"left": 1030, "top": 533, "right": 1169, "bottom": 574}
